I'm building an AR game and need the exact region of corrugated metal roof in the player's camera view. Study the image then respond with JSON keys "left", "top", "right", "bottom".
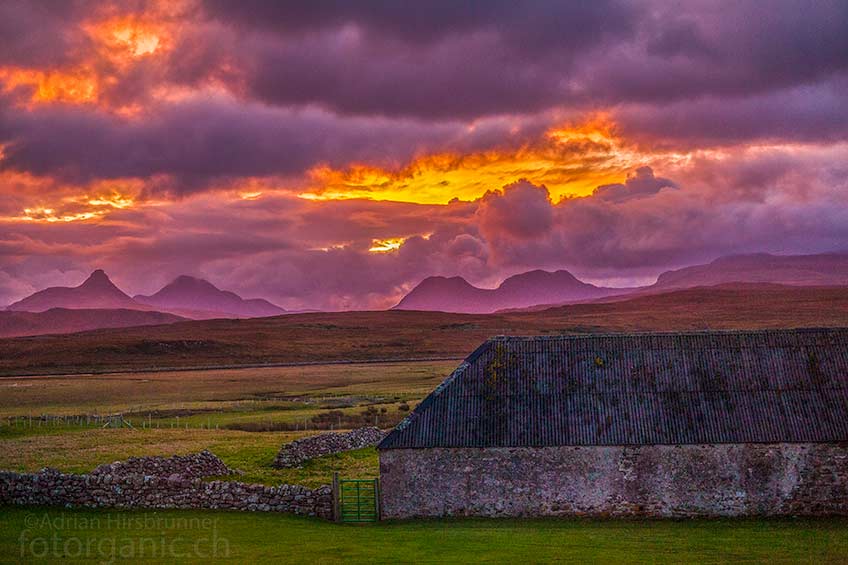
{"left": 379, "top": 328, "right": 848, "bottom": 448}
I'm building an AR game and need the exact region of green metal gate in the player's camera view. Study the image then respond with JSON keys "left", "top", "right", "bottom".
{"left": 337, "top": 477, "right": 379, "bottom": 523}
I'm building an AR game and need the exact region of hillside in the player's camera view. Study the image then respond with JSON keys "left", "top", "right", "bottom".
{"left": 651, "top": 253, "right": 848, "bottom": 290}
{"left": 134, "top": 275, "right": 285, "bottom": 319}
{"left": 0, "top": 308, "right": 185, "bottom": 338}
{"left": 395, "top": 270, "right": 624, "bottom": 313}
{"left": 6, "top": 270, "right": 145, "bottom": 312}
{"left": 1, "top": 284, "right": 846, "bottom": 376}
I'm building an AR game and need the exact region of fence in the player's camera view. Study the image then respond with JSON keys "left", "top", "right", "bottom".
{"left": 2, "top": 413, "right": 223, "bottom": 430}
{"left": 332, "top": 473, "right": 380, "bottom": 523}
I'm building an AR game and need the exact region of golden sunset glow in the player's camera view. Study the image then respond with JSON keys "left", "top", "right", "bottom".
{"left": 300, "top": 116, "right": 662, "bottom": 205}
{"left": 0, "top": 11, "right": 174, "bottom": 109}
{"left": 368, "top": 238, "right": 406, "bottom": 252}
{"left": 19, "top": 208, "right": 99, "bottom": 223}
{"left": 0, "top": 67, "right": 99, "bottom": 105}
{"left": 85, "top": 192, "right": 135, "bottom": 209}
{"left": 86, "top": 14, "right": 171, "bottom": 59}
{"left": 13, "top": 190, "right": 136, "bottom": 224}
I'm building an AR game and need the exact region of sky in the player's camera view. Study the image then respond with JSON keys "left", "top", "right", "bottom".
{"left": 1, "top": 0, "right": 847, "bottom": 310}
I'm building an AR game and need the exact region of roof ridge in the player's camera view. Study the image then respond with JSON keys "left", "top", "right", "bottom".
{"left": 492, "top": 327, "right": 848, "bottom": 341}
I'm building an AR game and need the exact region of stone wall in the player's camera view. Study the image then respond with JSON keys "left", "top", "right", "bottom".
{"left": 1, "top": 451, "right": 333, "bottom": 519}
{"left": 90, "top": 450, "right": 233, "bottom": 479}
{"left": 274, "top": 427, "right": 385, "bottom": 468}
{"left": 379, "top": 443, "right": 848, "bottom": 519}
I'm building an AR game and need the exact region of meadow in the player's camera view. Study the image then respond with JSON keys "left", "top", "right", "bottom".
{"left": 0, "top": 360, "right": 458, "bottom": 486}
{"left": 3, "top": 507, "right": 848, "bottom": 563}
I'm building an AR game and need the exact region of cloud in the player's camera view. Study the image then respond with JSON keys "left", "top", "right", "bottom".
{"left": 477, "top": 180, "right": 554, "bottom": 240}
{"left": 1, "top": 2, "right": 847, "bottom": 309}
{"left": 0, "top": 97, "right": 464, "bottom": 189}
{"left": 593, "top": 166, "right": 676, "bottom": 203}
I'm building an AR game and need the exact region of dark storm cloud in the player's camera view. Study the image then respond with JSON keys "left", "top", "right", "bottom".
{"left": 0, "top": 1, "right": 90, "bottom": 66}
{"left": 190, "top": 0, "right": 848, "bottom": 124}
{"left": 616, "top": 78, "right": 848, "bottom": 147}
{"left": 0, "top": 0, "right": 159, "bottom": 66}
{"left": 0, "top": 98, "right": 463, "bottom": 189}
{"left": 581, "top": 1, "right": 848, "bottom": 104}
{"left": 201, "top": 0, "right": 636, "bottom": 51}
{"left": 194, "top": 1, "right": 635, "bottom": 118}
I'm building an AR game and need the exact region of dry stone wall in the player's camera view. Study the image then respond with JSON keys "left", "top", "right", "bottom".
{"left": 90, "top": 450, "right": 232, "bottom": 479}
{"left": 380, "top": 443, "right": 848, "bottom": 519}
{"left": 274, "top": 427, "right": 385, "bottom": 468}
{"left": 1, "top": 451, "right": 332, "bottom": 519}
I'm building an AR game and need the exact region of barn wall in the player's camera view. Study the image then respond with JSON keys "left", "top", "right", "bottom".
{"left": 379, "top": 443, "right": 848, "bottom": 519}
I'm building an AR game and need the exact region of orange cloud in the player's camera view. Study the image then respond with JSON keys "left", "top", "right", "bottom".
{"left": 0, "top": 7, "right": 177, "bottom": 110}
{"left": 16, "top": 192, "right": 136, "bottom": 224}
{"left": 0, "top": 67, "right": 99, "bottom": 105}
{"left": 2, "top": 176, "right": 141, "bottom": 224}
{"left": 368, "top": 237, "right": 407, "bottom": 253}
{"left": 85, "top": 13, "right": 173, "bottom": 60}
{"left": 299, "top": 115, "right": 668, "bottom": 205}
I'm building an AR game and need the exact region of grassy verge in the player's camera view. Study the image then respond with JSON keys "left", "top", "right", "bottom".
{"left": 0, "top": 428, "right": 378, "bottom": 487}
{"left": 2, "top": 506, "right": 848, "bottom": 563}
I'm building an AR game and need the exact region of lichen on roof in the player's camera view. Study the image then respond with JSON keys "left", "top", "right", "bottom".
{"left": 378, "top": 328, "right": 848, "bottom": 449}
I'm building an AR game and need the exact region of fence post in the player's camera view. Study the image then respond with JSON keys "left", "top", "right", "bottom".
{"left": 332, "top": 472, "right": 340, "bottom": 523}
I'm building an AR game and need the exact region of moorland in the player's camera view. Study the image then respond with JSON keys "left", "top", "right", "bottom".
{"left": 2, "top": 284, "right": 847, "bottom": 377}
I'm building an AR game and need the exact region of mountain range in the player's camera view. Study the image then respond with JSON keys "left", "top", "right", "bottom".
{"left": 394, "top": 270, "right": 626, "bottom": 314}
{"left": 1, "top": 251, "right": 846, "bottom": 337}
{"left": 395, "top": 252, "right": 848, "bottom": 313}
{"left": 6, "top": 270, "right": 285, "bottom": 320}
{"left": 133, "top": 275, "right": 285, "bottom": 319}
{"left": 651, "top": 253, "right": 848, "bottom": 290}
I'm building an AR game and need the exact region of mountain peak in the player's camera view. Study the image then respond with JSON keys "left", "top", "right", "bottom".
{"left": 6, "top": 269, "right": 140, "bottom": 313}
{"left": 500, "top": 269, "right": 583, "bottom": 288}
{"left": 395, "top": 269, "right": 615, "bottom": 313}
{"left": 134, "top": 275, "right": 284, "bottom": 319}
{"left": 419, "top": 275, "right": 475, "bottom": 287}
{"left": 80, "top": 269, "right": 115, "bottom": 288}
{"left": 169, "top": 275, "right": 217, "bottom": 290}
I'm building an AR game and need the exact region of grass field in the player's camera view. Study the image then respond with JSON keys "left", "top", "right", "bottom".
{"left": 2, "top": 507, "right": 848, "bottom": 563}
{"left": 0, "top": 361, "right": 456, "bottom": 486}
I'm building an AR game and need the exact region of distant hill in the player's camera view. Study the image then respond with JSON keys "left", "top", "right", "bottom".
{"left": 0, "top": 308, "right": 185, "bottom": 338}
{"left": 6, "top": 270, "right": 145, "bottom": 312}
{"left": 651, "top": 253, "right": 848, "bottom": 290}
{"left": 497, "top": 252, "right": 848, "bottom": 313}
{"left": 394, "top": 269, "right": 627, "bottom": 313}
{"left": 134, "top": 275, "right": 285, "bottom": 319}
{"left": 1, "top": 284, "right": 846, "bottom": 376}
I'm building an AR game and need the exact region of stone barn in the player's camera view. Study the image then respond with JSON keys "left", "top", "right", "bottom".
{"left": 378, "top": 328, "right": 848, "bottom": 518}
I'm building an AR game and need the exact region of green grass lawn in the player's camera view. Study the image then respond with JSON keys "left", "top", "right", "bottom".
{"left": 2, "top": 506, "right": 848, "bottom": 564}
{"left": 0, "top": 427, "right": 378, "bottom": 488}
